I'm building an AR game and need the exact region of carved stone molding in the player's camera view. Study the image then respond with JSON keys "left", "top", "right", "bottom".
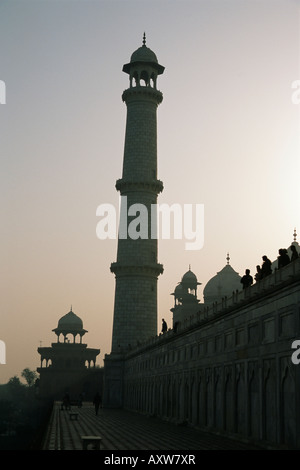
{"left": 110, "top": 262, "right": 164, "bottom": 277}
{"left": 122, "top": 86, "right": 163, "bottom": 104}
{"left": 116, "top": 178, "right": 164, "bottom": 195}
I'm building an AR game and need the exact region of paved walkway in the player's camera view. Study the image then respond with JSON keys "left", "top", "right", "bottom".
{"left": 42, "top": 402, "right": 263, "bottom": 451}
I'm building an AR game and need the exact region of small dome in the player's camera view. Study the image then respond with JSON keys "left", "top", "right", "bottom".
{"left": 203, "top": 262, "right": 241, "bottom": 305}
{"left": 130, "top": 45, "right": 158, "bottom": 64}
{"left": 174, "top": 283, "right": 184, "bottom": 297}
{"left": 123, "top": 34, "right": 164, "bottom": 76}
{"left": 181, "top": 269, "right": 199, "bottom": 290}
{"left": 52, "top": 308, "right": 88, "bottom": 342}
{"left": 57, "top": 310, "right": 83, "bottom": 332}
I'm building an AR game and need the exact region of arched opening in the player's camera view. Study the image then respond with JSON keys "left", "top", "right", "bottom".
{"left": 224, "top": 373, "right": 234, "bottom": 432}
{"left": 140, "top": 70, "right": 149, "bottom": 86}
{"left": 248, "top": 368, "right": 259, "bottom": 438}
{"left": 172, "top": 381, "right": 177, "bottom": 419}
{"left": 133, "top": 71, "right": 139, "bottom": 87}
{"left": 281, "top": 366, "right": 296, "bottom": 446}
{"left": 206, "top": 374, "right": 213, "bottom": 427}
{"left": 197, "top": 378, "right": 204, "bottom": 426}
{"left": 150, "top": 72, "right": 157, "bottom": 89}
{"left": 263, "top": 368, "right": 276, "bottom": 443}
{"left": 215, "top": 374, "right": 222, "bottom": 429}
{"left": 236, "top": 375, "right": 246, "bottom": 435}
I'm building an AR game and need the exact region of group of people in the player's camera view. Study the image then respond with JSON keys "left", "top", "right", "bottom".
{"left": 60, "top": 391, "right": 102, "bottom": 415}
{"left": 240, "top": 245, "right": 299, "bottom": 290}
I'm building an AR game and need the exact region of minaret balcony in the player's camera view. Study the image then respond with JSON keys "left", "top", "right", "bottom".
{"left": 115, "top": 179, "right": 163, "bottom": 195}
{"left": 110, "top": 262, "right": 164, "bottom": 277}
{"left": 122, "top": 86, "right": 163, "bottom": 104}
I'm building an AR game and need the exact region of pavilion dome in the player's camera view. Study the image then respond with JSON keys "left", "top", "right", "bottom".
{"left": 203, "top": 255, "right": 241, "bottom": 305}
{"left": 130, "top": 44, "right": 158, "bottom": 64}
{"left": 181, "top": 268, "right": 199, "bottom": 290}
{"left": 58, "top": 310, "right": 83, "bottom": 330}
{"left": 174, "top": 283, "right": 184, "bottom": 296}
{"left": 123, "top": 34, "right": 164, "bottom": 77}
{"left": 53, "top": 308, "right": 88, "bottom": 338}
{"left": 171, "top": 283, "right": 184, "bottom": 302}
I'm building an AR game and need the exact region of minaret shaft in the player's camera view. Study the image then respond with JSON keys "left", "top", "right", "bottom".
{"left": 110, "top": 42, "right": 164, "bottom": 353}
{"left": 122, "top": 89, "right": 161, "bottom": 182}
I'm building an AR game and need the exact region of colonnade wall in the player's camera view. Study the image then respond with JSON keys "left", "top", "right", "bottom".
{"left": 123, "top": 258, "right": 300, "bottom": 448}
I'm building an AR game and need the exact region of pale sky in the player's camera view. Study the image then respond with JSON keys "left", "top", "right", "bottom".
{"left": 1, "top": 0, "right": 299, "bottom": 383}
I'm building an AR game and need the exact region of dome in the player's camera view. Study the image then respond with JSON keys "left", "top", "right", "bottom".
{"left": 122, "top": 34, "right": 164, "bottom": 76}
{"left": 174, "top": 283, "right": 184, "bottom": 298}
{"left": 181, "top": 268, "right": 199, "bottom": 290}
{"left": 203, "top": 258, "right": 241, "bottom": 305}
{"left": 130, "top": 45, "right": 158, "bottom": 64}
{"left": 52, "top": 309, "right": 87, "bottom": 336}
{"left": 58, "top": 310, "right": 83, "bottom": 330}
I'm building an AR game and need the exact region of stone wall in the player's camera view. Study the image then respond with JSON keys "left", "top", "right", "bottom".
{"left": 122, "top": 258, "right": 300, "bottom": 449}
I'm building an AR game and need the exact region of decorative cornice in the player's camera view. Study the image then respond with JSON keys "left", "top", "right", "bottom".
{"left": 122, "top": 86, "right": 163, "bottom": 104}
{"left": 115, "top": 178, "right": 163, "bottom": 194}
{"left": 110, "top": 262, "right": 164, "bottom": 277}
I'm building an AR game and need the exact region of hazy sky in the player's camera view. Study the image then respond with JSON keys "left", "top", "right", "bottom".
{"left": 1, "top": 0, "right": 299, "bottom": 383}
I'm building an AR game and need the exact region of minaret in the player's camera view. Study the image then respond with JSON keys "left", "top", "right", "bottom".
{"left": 110, "top": 35, "right": 165, "bottom": 352}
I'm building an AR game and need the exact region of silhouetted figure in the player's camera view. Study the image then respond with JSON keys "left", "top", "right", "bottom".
{"left": 255, "top": 265, "right": 262, "bottom": 282}
{"left": 278, "top": 248, "right": 290, "bottom": 269}
{"left": 261, "top": 256, "right": 272, "bottom": 278}
{"left": 62, "top": 393, "right": 71, "bottom": 410}
{"left": 162, "top": 318, "right": 167, "bottom": 333}
{"left": 93, "top": 392, "right": 102, "bottom": 415}
{"left": 78, "top": 393, "right": 83, "bottom": 408}
{"left": 290, "top": 245, "right": 299, "bottom": 262}
{"left": 240, "top": 269, "right": 253, "bottom": 289}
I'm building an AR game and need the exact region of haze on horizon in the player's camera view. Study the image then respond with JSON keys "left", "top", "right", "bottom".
{"left": 1, "top": 0, "right": 299, "bottom": 384}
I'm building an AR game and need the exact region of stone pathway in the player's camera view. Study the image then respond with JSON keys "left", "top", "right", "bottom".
{"left": 42, "top": 402, "right": 264, "bottom": 451}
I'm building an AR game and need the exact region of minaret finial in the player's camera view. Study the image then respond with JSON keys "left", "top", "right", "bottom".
{"left": 70, "top": 304, "right": 72, "bottom": 312}
{"left": 293, "top": 228, "right": 297, "bottom": 243}
{"left": 189, "top": 264, "right": 191, "bottom": 271}
{"left": 226, "top": 253, "right": 230, "bottom": 265}
{"left": 143, "top": 32, "right": 146, "bottom": 46}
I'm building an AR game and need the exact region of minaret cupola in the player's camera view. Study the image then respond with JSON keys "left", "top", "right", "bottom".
{"left": 122, "top": 33, "right": 164, "bottom": 89}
